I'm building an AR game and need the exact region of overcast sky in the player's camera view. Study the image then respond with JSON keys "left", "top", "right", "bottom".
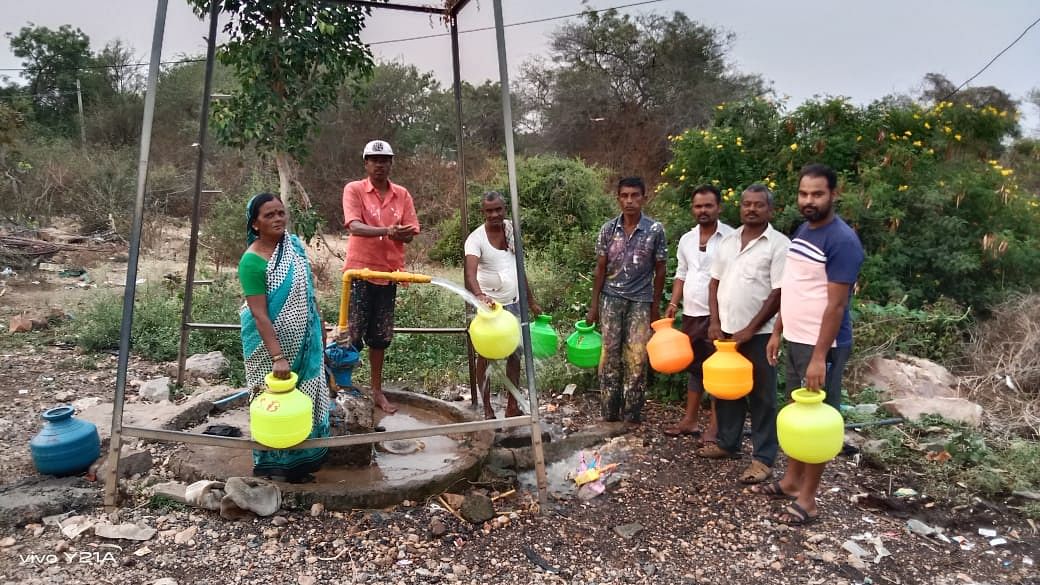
{"left": 2, "top": 0, "right": 1039, "bottom": 133}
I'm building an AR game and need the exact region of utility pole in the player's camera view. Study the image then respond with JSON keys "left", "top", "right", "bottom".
{"left": 76, "top": 78, "right": 86, "bottom": 148}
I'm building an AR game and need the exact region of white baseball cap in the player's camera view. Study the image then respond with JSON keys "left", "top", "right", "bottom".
{"left": 363, "top": 140, "right": 394, "bottom": 158}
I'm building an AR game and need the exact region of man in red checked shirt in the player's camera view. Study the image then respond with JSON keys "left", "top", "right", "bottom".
{"left": 342, "top": 140, "right": 420, "bottom": 414}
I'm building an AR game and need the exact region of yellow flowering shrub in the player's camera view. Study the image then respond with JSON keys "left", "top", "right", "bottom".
{"left": 653, "top": 96, "right": 1040, "bottom": 310}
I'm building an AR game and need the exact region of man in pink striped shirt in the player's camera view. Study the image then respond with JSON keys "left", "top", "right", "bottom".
{"left": 755, "top": 163, "right": 864, "bottom": 526}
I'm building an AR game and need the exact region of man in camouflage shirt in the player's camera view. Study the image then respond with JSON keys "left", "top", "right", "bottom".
{"left": 586, "top": 177, "right": 667, "bottom": 423}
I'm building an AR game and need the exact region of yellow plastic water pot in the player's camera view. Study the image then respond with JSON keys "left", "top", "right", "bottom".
{"left": 249, "top": 371, "right": 313, "bottom": 449}
{"left": 776, "top": 388, "right": 844, "bottom": 464}
{"left": 468, "top": 302, "right": 521, "bottom": 360}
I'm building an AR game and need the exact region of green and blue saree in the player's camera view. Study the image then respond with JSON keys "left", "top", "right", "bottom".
{"left": 240, "top": 233, "right": 330, "bottom": 480}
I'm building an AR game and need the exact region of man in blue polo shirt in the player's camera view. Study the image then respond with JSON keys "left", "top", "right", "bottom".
{"left": 587, "top": 176, "right": 667, "bottom": 424}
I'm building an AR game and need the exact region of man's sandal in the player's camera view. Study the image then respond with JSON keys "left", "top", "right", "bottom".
{"left": 739, "top": 460, "right": 773, "bottom": 484}
{"left": 774, "top": 502, "right": 817, "bottom": 526}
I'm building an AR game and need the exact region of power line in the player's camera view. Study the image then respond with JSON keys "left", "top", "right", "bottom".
{"left": 0, "top": 91, "right": 78, "bottom": 100}
{"left": 0, "top": 0, "right": 665, "bottom": 74}
{"left": 0, "top": 58, "right": 204, "bottom": 73}
{"left": 942, "top": 14, "right": 1040, "bottom": 101}
{"left": 369, "top": 0, "right": 665, "bottom": 45}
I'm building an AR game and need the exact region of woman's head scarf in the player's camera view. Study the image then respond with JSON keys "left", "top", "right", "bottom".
{"left": 246, "top": 193, "right": 279, "bottom": 244}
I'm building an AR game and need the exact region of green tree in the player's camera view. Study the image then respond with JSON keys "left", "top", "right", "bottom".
{"left": 302, "top": 62, "right": 524, "bottom": 231}
{"left": 6, "top": 24, "right": 93, "bottom": 135}
{"left": 523, "top": 9, "right": 765, "bottom": 178}
{"left": 430, "top": 155, "right": 612, "bottom": 269}
{"left": 186, "top": 0, "right": 375, "bottom": 213}
{"left": 920, "top": 73, "right": 1019, "bottom": 123}
{"left": 0, "top": 102, "right": 26, "bottom": 197}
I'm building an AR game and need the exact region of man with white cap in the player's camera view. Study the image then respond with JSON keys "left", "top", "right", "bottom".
{"left": 342, "top": 139, "right": 420, "bottom": 414}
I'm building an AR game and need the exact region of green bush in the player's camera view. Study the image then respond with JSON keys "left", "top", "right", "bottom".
{"left": 70, "top": 291, "right": 125, "bottom": 353}
{"left": 851, "top": 298, "right": 971, "bottom": 363}
{"left": 428, "top": 215, "right": 465, "bottom": 265}
{"left": 861, "top": 415, "right": 1040, "bottom": 500}
{"left": 430, "top": 155, "right": 613, "bottom": 275}
{"left": 69, "top": 278, "right": 245, "bottom": 385}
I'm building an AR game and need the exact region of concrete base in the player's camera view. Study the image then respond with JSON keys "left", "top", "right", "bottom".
{"left": 78, "top": 387, "right": 236, "bottom": 443}
{"left": 0, "top": 477, "right": 99, "bottom": 528}
{"left": 167, "top": 389, "right": 495, "bottom": 510}
{"left": 495, "top": 425, "right": 553, "bottom": 449}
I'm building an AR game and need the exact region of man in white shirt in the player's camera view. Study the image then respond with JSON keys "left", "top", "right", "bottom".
{"left": 699, "top": 184, "right": 789, "bottom": 484}
{"left": 464, "top": 192, "right": 540, "bottom": 420}
{"left": 664, "top": 185, "right": 733, "bottom": 440}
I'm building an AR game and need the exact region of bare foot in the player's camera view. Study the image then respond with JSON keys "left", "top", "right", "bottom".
{"left": 373, "top": 393, "right": 398, "bottom": 414}
{"left": 663, "top": 422, "right": 701, "bottom": 437}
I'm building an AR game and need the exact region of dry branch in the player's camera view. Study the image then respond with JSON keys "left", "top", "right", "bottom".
{"left": 964, "top": 293, "right": 1040, "bottom": 438}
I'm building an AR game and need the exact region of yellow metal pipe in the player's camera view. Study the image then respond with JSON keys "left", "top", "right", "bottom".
{"left": 336, "top": 269, "right": 433, "bottom": 336}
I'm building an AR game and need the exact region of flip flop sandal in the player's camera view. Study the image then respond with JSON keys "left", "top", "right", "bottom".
{"left": 774, "top": 502, "right": 818, "bottom": 526}
{"left": 745, "top": 480, "right": 793, "bottom": 498}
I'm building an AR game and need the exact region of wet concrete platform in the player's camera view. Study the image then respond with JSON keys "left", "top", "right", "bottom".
{"left": 168, "top": 389, "right": 495, "bottom": 510}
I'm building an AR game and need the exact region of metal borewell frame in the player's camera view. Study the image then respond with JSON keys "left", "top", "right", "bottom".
{"left": 104, "top": 0, "right": 550, "bottom": 510}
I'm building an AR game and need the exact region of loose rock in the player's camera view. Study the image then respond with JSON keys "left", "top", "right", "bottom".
{"left": 139, "top": 377, "right": 171, "bottom": 403}
{"left": 459, "top": 494, "right": 494, "bottom": 524}
{"left": 174, "top": 526, "right": 198, "bottom": 545}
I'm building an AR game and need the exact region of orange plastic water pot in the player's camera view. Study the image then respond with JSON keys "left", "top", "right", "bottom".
{"left": 702, "top": 340, "right": 753, "bottom": 399}
{"left": 646, "top": 318, "right": 693, "bottom": 374}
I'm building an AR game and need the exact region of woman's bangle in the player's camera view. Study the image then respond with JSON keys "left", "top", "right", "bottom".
{"left": 668, "top": 302, "right": 678, "bottom": 308}
{"left": 271, "top": 354, "right": 284, "bottom": 363}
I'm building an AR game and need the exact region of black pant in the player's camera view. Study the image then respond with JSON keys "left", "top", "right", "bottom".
{"left": 347, "top": 280, "right": 397, "bottom": 350}
{"left": 783, "top": 341, "right": 851, "bottom": 411}
{"left": 715, "top": 334, "right": 778, "bottom": 466}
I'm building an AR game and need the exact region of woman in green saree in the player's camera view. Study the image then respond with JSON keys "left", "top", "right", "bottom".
{"left": 239, "top": 193, "right": 329, "bottom": 482}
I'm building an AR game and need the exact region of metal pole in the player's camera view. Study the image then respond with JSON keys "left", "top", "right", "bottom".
{"left": 176, "top": 0, "right": 221, "bottom": 385}
{"left": 75, "top": 78, "right": 86, "bottom": 148}
{"left": 491, "top": 0, "right": 548, "bottom": 509}
{"left": 104, "top": 0, "right": 169, "bottom": 510}
{"left": 450, "top": 18, "right": 479, "bottom": 407}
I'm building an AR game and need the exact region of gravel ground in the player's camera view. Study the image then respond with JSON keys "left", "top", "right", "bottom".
{"left": 1, "top": 273, "right": 1038, "bottom": 585}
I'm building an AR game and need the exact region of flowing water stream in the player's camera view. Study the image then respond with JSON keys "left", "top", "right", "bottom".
{"left": 429, "top": 277, "right": 484, "bottom": 311}
{"left": 429, "top": 276, "right": 556, "bottom": 416}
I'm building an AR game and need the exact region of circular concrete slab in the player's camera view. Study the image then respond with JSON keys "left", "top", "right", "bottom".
{"left": 168, "top": 389, "right": 495, "bottom": 510}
